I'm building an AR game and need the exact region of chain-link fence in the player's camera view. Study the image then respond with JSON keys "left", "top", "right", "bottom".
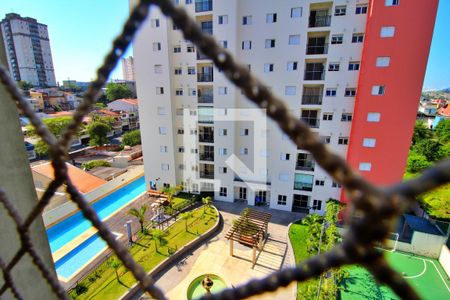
{"left": 0, "top": 1, "right": 449, "bottom": 299}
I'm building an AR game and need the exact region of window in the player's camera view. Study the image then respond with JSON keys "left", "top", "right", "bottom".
{"left": 280, "top": 153, "right": 290, "bottom": 161}
{"left": 242, "top": 15, "right": 252, "bottom": 25}
{"left": 178, "top": 146, "right": 185, "bottom": 153}
{"left": 371, "top": 85, "right": 385, "bottom": 95}
{"left": 294, "top": 174, "right": 314, "bottom": 191}
{"left": 289, "top": 35, "right": 300, "bottom": 45}
{"left": 348, "top": 61, "right": 360, "bottom": 71}
{"left": 359, "top": 162, "right": 372, "bottom": 171}
{"left": 326, "top": 88, "right": 337, "bottom": 97}
{"left": 151, "top": 19, "right": 160, "bottom": 28}
{"left": 219, "top": 148, "right": 228, "bottom": 155}
{"left": 239, "top": 187, "right": 247, "bottom": 200}
{"left": 161, "top": 164, "right": 169, "bottom": 171}
{"left": 331, "top": 34, "right": 343, "bottom": 44}
{"left": 174, "top": 67, "right": 182, "bottom": 75}
{"left": 173, "top": 45, "right": 181, "bottom": 53}
{"left": 266, "top": 13, "right": 277, "bottom": 23}
{"left": 160, "top": 145, "right": 168, "bottom": 153}
{"left": 338, "top": 137, "right": 349, "bottom": 145}
{"left": 291, "top": 7, "right": 302, "bottom": 18}
{"left": 218, "top": 15, "right": 228, "bottom": 24}
{"left": 179, "top": 164, "right": 185, "bottom": 170}
{"left": 187, "top": 44, "right": 195, "bottom": 52}
{"left": 323, "top": 113, "right": 333, "bottom": 121}
{"left": 285, "top": 86, "right": 296, "bottom": 96}
{"left": 185, "top": 0, "right": 192, "bottom": 4}
{"left": 264, "top": 63, "right": 274, "bottom": 73}
{"left": 219, "top": 40, "right": 228, "bottom": 48}
{"left": 265, "top": 39, "right": 276, "bottom": 48}
{"left": 157, "top": 107, "right": 167, "bottom": 115}
{"left": 242, "top": 40, "right": 252, "bottom": 50}
{"left": 219, "top": 129, "right": 227, "bottom": 136}
{"left": 188, "top": 88, "right": 196, "bottom": 96}
{"left": 220, "top": 187, "right": 227, "bottom": 197}
{"left": 190, "top": 148, "right": 198, "bottom": 153}
{"left": 156, "top": 87, "right": 164, "bottom": 95}
{"left": 334, "top": 5, "right": 346, "bottom": 16}
{"left": 328, "top": 63, "right": 340, "bottom": 71}
{"left": 367, "top": 112, "right": 381, "bottom": 122}
{"left": 352, "top": 33, "right": 364, "bottom": 43}
{"left": 278, "top": 195, "right": 287, "bottom": 205}
{"left": 279, "top": 173, "right": 289, "bottom": 182}
{"left": 313, "top": 199, "right": 322, "bottom": 210}
{"left": 322, "top": 136, "right": 331, "bottom": 144}
{"left": 219, "top": 167, "right": 227, "bottom": 174}
{"left": 356, "top": 4, "right": 368, "bottom": 14}
{"left": 159, "top": 127, "right": 167, "bottom": 135}
{"left": 380, "top": 26, "right": 395, "bottom": 37}
{"left": 240, "top": 128, "right": 249, "bottom": 136}
{"left": 341, "top": 113, "right": 353, "bottom": 122}
{"left": 332, "top": 181, "right": 342, "bottom": 188}
{"left": 376, "top": 57, "right": 390, "bottom": 67}
{"left": 218, "top": 87, "right": 228, "bottom": 95}
{"left": 345, "top": 88, "right": 356, "bottom": 97}
{"left": 153, "top": 42, "right": 161, "bottom": 51}
{"left": 187, "top": 67, "right": 196, "bottom": 74}
{"left": 240, "top": 147, "right": 249, "bottom": 155}
{"left": 175, "top": 88, "right": 183, "bottom": 96}
{"left": 287, "top": 61, "right": 298, "bottom": 71}
{"left": 154, "top": 64, "right": 163, "bottom": 74}
{"left": 363, "top": 138, "right": 376, "bottom": 148}
{"left": 315, "top": 179, "right": 325, "bottom": 186}
{"left": 385, "top": 0, "right": 400, "bottom": 6}
{"left": 177, "top": 128, "right": 184, "bottom": 134}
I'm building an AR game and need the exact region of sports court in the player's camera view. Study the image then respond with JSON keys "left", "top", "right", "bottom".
{"left": 340, "top": 250, "right": 450, "bottom": 300}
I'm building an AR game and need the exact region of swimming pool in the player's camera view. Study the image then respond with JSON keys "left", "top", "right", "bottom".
{"left": 47, "top": 176, "right": 145, "bottom": 253}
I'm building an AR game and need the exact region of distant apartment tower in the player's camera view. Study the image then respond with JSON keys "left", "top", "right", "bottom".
{"left": 0, "top": 13, "right": 56, "bottom": 87}
{"left": 132, "top": 0, "right": 438, "bottom": 214}
{"left": 122, "top": 56, "right": 135, "bottom": 81}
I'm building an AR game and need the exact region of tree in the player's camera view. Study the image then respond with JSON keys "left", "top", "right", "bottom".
{"left": 87, "top": 121, "right": 111, "bottom": 146}
{"left": 26, "top": 117, "right": 73, "bottom": 137}
{"left": 413, "top": 139, "right": 445, "bottom": 162}
{"left": 161, "top": 185, "right": 182, "bottom": 207}
{"left": 406, "top": 151, "right": 432, "bottom": 173}
{"left": 149, "top": 229, "right": 166, "bottom": 253}
{"left": 301, "top": 214, "right": 324, "bottom": 255}
{"left": 17, "top": 81, "right": 33, "bottom": 91}
{"left": 122, "top": 130, "right": 141, "bottom": 147}
{"left": 128, "top": 205, "right": 148, "bottom": 233}
{"left": 435, "top": 119, "right": 450, "bottom": 143}
{"left": 180, "top": 211, "right": 193, "bottom": 232}
{"left": 94, "top": 102, "right": 107, "bottom": 109}
{"left": 107, "top": 258, "right": 121, "bottom": 282}
{"left": 105, "top": 82, "right": 133, "bottom": 101}
{"left": 202, "top": 196, "right": 212, "bottom": 213}
{"left": 411, "top": 121, "right": 432, "bottom": 146}
{"left": 34, "top": 140, "right": 49, "bottom": 157}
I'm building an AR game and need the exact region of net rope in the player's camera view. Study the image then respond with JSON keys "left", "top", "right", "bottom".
{"left": 0, "top": 1, "right": 449, "bottom": 299}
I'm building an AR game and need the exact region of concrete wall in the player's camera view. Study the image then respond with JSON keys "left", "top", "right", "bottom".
{"left": 438, "top": 245, "right": 450, "bottom": 277}
{"left": 385, "top": 231, "right": 446, "bottom": 259}
{"left": 42, "top": 165, "right": 144, "bottom": 227}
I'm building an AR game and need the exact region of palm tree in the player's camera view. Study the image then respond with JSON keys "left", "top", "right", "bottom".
{"left": 107, "top": 258, "right": 121, "bottom": 282}
{"left": 149, "top": 228, "right": 166, "bottom": 253}
{"left": 128, "top": 204, "right": 148, "bottom": 233}
{"left": 180, "top": 211, "right": 194, "bottom": 232}
{"left": 161, "top": 185, "right": 182, "bottom": 207}
{"left": 202, "top": 196, "right": 212, "bottom": 213}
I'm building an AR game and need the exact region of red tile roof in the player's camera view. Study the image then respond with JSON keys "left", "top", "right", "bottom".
{"left": 115, "top": 98, "right": 138, "bottom": 106}
{"left": 97, "top": 109, "right": 120, "bottom": 116}
{"left": 32, "top": 162, "right": 106, "bottom": 194}
{"left": 438, "top": 104, "right": 450, "bottom": 117}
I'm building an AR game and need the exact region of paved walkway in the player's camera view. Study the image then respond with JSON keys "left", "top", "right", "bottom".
{"left": 133, "top": 201, "right": 304, "bottom": 300}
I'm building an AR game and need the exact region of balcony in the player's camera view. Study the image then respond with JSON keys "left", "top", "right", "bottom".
{"left": 294, "top": 182, "right": 313, "bottom": 192}
{"left": 197, "top": 73, "right": 213, "bottom": 82}
{"left": 309, "top": 13, "right": 331, "bottom": 28}
{"left": 199, "top": 153, "right": 214, "bottom": 162}
{"left": 306, "top": 44, "right": 328, "bottom": 55}
{"left": 302, "top": 87, "right": 323, "bottom": 105}
{"left": 198, "top": 94, "right": 213, "bottom": 104}
{"left": 301, "top": 117, "right": 320, "bottom": 128}
{"left": 197, "top": 50, "right": 209, "bottom": 60}
{"left": 200, "top": 21, "right": 213, "bottom": 35}
{"left": 199, "top": 126, "right": 214, "bottom": 143}
{"left": 296, "top": 153, "right": 315, "bottom": 171}
{"left": 304, "top": 66, "right": 325, "bottom": 80}
{"left": 200, "top": 172, "right": 214, "bottom": 179}
{"left": 195, "top": 0, "right": 212, "bottom": 13}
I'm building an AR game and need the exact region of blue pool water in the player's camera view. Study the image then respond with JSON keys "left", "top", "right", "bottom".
{"left": 47, "top": 176, "right": 145, "bottom": 253}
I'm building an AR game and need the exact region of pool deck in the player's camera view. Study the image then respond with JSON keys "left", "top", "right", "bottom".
{"left": 134, "top": 201, "right": 305, "bottom": 300}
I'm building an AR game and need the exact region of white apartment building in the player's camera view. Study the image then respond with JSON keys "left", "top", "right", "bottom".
{"left": 131, "top": 0, "right": 437, "bottom": 214}
{"left": 0, "top": 13, "right": 56, "bottom": 87}
{"left": 121, "top": 56, "right": 135, "bottom": 81}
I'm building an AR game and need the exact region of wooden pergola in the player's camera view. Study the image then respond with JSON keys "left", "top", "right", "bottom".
{"left": 225, "top": 208, "right": 272, "bottom": 265}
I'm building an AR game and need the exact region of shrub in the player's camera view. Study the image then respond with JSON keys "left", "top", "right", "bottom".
{"left": 122, "top": 129, "right": 141, "bottom": 147}
{"left": 82, "top": 160, "right": 111, "bottom": 171}
{"left": 406, "top": 151, "right": 431, "bottom": 173}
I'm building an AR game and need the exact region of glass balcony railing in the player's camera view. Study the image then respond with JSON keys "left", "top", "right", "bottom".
{"left": 197, "top": 73, "right": 213, "bottom": 82}
{"left": 301, "top": 94, "right": 323, "bottom": 105}
{"left": 301, "top": 117, "right": 320, "bottom": 128}
{"left": 199, "top": 153, "right": 214, "bottom": 162}
{"left": 309, "top": 15, "right": 332, "bottom": 27}
{"left": 304, "top": 70, "right": 325, "bottom": 80}
{"left": 296, "top": 162, "right": 315, "bottom": 172}
{"left": 198, "top": 94, "right": 213, "bottom": 103}
{"left": 306, "top": 44, "right": 328, "bottom": 55}
{"left": 294, "top": 182, "right": 313, "bottom": 192}
{"left": 195, "top": 0, "right": 213, "bottom": 13}
{"left": 200, "top": 172, "right": 214, "bottom": 179}
{"left": 199, "top": 134, "right": 214, "bottom": 143}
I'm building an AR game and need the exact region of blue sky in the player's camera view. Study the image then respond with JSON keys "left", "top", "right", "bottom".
{"left": 0, "top": 0, "right": 448, "bottom": 90}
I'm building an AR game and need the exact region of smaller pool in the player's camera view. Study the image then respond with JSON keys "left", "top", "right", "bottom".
{"left": 54, "top": 233, "right": 112, "bottom": 280}
{"left": 187, "top": 274, "right": 227, "bottom": 300}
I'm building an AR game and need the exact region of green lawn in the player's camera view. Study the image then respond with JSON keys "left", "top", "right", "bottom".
{"left": 69, "top": 206, "right": 218, "bottom": 299}
{"left": 288, "top": 221, "right": 319, "bottom": 299}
